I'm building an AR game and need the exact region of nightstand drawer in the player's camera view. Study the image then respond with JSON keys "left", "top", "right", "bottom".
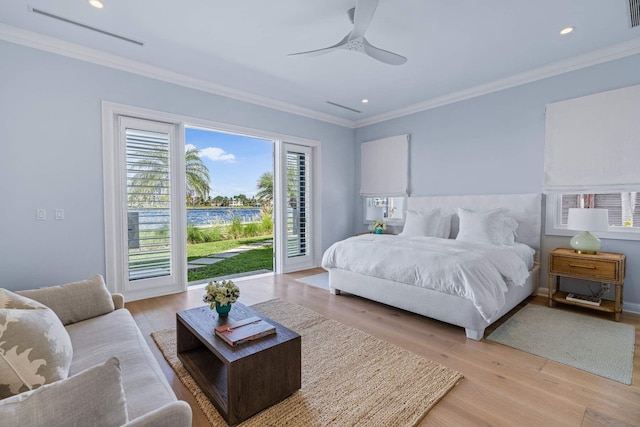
{"left": 550, "top": 257, "right": 618, "bottom": 281}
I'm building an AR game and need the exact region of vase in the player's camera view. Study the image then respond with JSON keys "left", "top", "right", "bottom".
{"left": 215, "top": 302, "right": 232, "bottom": 317}
{"left": 374, "top": 229, "right": 383, "bottom": 234}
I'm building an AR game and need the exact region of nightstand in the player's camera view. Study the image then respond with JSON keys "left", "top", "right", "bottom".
{"left": 548, "top": 248, "right": 626, "bottom": 321}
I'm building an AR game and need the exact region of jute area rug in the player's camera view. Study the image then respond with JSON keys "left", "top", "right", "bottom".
{"left": 152, "top": 299, "right": 463, "bottom": 426}
{"left": 487, "top": 304, "right": 635, "bottom": 385}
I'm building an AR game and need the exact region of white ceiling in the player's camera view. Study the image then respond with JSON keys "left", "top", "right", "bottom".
{"left": 1, "top": 0, "right": 639, "bottom": 127}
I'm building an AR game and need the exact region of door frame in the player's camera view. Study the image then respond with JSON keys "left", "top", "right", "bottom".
{"left": 102, "top": 102, "right": 187, "bottom": 301}
{"left": 102, "top": 102, "right": 321, "bottom": 299}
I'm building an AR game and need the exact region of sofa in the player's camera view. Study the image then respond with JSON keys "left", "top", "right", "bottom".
{"left": 0, "top": 275, "right": 192, "bottom": 427}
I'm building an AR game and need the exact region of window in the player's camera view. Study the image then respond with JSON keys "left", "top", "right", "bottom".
{"left": 364, "top": 197, "right": 405, "bottom": 224}
{"left": 546, "top": 192, "right": 640, "bottom": 240}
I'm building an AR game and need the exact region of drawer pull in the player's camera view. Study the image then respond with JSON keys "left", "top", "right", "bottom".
{"left": 568, "top": 263, "right": 596, "bottom": 269}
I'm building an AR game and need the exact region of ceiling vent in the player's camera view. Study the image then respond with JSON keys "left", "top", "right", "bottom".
{"left": 630, "top": 0, "right": 640, "bottom": 27}
{"left": 326, "top": 101, "right": 362, "bottom": 114}
{"left": 28, "top": 6, "right": 144, "bottom": 46}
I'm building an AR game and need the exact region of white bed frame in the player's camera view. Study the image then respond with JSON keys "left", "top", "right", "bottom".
{"left": 328, "top": 193, "right": 542, "bottom": 340}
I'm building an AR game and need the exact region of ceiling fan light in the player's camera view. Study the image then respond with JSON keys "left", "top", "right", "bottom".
{"left": 89, "top": 0, "right": 104, "bottom": 9}
{"left": 560, "top": 26, "right": 574, "bottom": 35}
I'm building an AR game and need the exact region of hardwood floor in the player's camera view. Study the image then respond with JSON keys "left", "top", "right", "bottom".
{"left": 126, "top": 269, "right": 640, "bottom": 426}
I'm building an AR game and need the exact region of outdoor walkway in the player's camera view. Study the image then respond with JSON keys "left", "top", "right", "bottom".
{"left": 187, "top": 239, "right": 273, "bottom": 271}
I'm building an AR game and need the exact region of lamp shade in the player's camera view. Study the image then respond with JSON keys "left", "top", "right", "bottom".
{"left": 567, "top": 208, "right": 609, "bottom": 232}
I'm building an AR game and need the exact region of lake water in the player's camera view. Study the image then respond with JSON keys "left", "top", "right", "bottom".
{"left": 187, "top": 208, "right": 261, "bottom": 226}
{"left": 131, "top": 208, "right": 261, "bottom": 230}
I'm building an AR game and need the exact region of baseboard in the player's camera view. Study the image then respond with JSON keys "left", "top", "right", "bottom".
{"left": 537, "top": 287, "right": 640, "bottom": 315}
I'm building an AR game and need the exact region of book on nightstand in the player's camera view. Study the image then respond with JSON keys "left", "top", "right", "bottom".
{"left": 565, "top": 293, "right": 602, "bottom": 307}
{"left": 214, "top": 316, "right": 276, "bottom": 347}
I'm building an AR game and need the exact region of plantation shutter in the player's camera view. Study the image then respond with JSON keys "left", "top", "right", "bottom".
{"left": 126, "top": 128, "right": 172, "bottom": 280}
{"left": 286, "top": 150, "right": 309, "bottom": 258}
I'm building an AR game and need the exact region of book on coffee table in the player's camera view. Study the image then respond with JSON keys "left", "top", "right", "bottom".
{"left": 566, "top": 293, "right": 602, "bottom": 307}
{"left": 215, "top": 316, "right": 276, "bottom": 346}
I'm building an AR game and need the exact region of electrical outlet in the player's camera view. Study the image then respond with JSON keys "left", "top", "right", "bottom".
{"left": 601, "top": 284, "right": 610, "bottom": 294}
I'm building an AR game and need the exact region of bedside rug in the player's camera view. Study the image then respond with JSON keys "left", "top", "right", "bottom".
{"left": 152, "top": 299, "right": 463, "bottom": 427}
{"left": 487, "top": 304, "right": 635, "bottom": 385}
{"left": 295, "top": 272, "right": 329, "bottom": 290}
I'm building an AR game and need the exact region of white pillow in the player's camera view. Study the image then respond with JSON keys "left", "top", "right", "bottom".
{"left": 500, "top": 217, "right": 519, "bottom": 245}
{"left": 399, "top": 209, "right": 441, "bottom": 237}
{"left": 455, "top": 208, "right": 511, "bottom": 245}
{"left": 0, "top": 357, "right": 128, "bottom": 427}
{"left": 438, "top": 214, "right": 452, "bottom": 239}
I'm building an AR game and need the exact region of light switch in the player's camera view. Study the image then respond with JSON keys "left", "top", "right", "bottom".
{"left": 55, "top": 209, "right": 64, "bottom": 220}
{"left": 36, "top": 209, "right": 46, "bottom": 221}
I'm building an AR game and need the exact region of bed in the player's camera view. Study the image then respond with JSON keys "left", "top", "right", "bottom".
{"left": 322, "top": 193, "right": 541, "bottom": 340}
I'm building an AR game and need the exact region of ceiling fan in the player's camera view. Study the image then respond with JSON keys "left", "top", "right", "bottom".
{"left": 288, "top": 0, "right": 407, "bottom": 65}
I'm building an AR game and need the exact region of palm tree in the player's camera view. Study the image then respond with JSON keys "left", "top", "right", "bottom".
{"left": 255, "top": 172, "right": 273, "bottom": 203}
{"left": 185, "top": 147, "right": 211, "bottom": 202}
{"left": 129, "top": 146, "right": 210, "bottom": 206}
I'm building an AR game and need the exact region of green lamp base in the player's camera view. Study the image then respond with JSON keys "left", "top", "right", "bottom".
{"left": 570, "top": 231, "right": 601, "bottom": 254}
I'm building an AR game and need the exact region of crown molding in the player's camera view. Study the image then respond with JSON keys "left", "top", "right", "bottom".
{"left": 2, "top": 23, "right": 640, "bottom": 131}
{"left": 0, "top": 23, "right": 355, "bottom": 129}
{"left": 355, "top": 37, "right": 640, "bottom": 128}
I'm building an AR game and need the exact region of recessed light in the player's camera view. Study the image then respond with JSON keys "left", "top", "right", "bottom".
{"left": 89, "top": 0, "right": 104, "bottom": 9}
{"left": 361, "top": 99, "right": 369, "bottom": 104}
{"left": 560, "top": 27, "right": 574, "bottom": 35}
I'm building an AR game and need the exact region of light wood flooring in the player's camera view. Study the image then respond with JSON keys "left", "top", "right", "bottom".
{"left": 126, "top": 269, "right": 640, "bottom": 426}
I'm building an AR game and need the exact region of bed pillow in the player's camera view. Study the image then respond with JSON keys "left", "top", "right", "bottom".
{"left": 0, "top": 289, "right": 73, "bottom": 399}
{"left": 437, "top": 214, "right": 452, "bottom": 239}
{"left": 500, "top": 217, "right": 519, "bottom": 245}
{"left": 399, "top": 209, "right": 441, "bottom": 237}
{"left": 455, "top": 208, "right": 511, "bottom": 245}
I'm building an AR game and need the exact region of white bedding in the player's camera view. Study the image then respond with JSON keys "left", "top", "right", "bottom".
{"left": 321, "top": 234, "right": 534, "bottom": 322}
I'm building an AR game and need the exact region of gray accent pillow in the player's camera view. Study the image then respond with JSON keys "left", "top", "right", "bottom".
{"left": 17, "top": 275, "right": 115, "bottom": 325}
{"left": 0, "top": 289, "right": 73, "bottom": 399}
{"left": 0, "top": 357, "right": 128, "bottom": 427}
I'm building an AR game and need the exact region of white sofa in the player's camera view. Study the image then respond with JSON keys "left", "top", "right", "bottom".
{"left": 0, "top": 275, "right": 192, "bottom": 427}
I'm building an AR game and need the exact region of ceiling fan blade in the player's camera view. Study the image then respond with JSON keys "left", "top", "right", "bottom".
{"left": 288, "top": 34, "right": 349, "bottom": 57}
{"left": 351, "top": 0, "right": 379, "bottom": 39}
{"left": 363, "top": 38, "right": 407, "bottom": 65}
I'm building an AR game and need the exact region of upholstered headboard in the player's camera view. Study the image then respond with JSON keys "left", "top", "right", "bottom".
{"left": 406, "top": 193, "right": 542, "bottom": 255}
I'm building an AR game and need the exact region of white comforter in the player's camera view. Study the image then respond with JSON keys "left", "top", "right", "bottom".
{"left": 321, "top": 235, "right": 534, "bottom": 322}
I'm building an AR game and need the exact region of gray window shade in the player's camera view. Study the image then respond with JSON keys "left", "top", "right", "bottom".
{"left": 360, "top": 135, "right": 409, "bottom": 197}
{"left": 126, "top": 128, "right": 172, "bottom": 281}
{"left": 544, "top": 84, "right": 640, "bottom": 193}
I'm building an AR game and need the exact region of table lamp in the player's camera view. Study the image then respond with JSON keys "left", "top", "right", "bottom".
{"left": 566, "top": 208, "right": 608, "bottom": 254}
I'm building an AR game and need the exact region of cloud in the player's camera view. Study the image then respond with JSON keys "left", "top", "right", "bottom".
{"left": 186, "top": 144, "right": 236, "bottom": 162}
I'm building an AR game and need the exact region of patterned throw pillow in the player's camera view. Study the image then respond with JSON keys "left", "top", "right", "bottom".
{"left": 0, "top": 289, "right": 73, "bottom": 399}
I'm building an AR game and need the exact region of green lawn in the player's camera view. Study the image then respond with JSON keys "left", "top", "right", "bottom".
{"left": 187, "top": 236, "right": 273, "bottom": 282}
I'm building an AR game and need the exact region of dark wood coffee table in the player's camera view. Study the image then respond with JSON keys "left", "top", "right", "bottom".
{"left": 176, "top": 302, "right": 301, "bottom": 425}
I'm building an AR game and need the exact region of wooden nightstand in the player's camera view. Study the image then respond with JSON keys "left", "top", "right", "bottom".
{"left": 548, "top": 248, "right": 626, "bottom": 321}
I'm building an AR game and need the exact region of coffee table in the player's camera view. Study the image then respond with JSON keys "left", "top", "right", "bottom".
{"left": 176, "top": 302, "right": 301, "bottom": 425}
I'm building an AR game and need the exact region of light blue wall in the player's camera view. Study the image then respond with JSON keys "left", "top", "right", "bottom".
{"left": 355, "top": 53, "right": 640, "bottom": 308}
{"left": 0, "top": 40, "right": 355, "bottom": 291}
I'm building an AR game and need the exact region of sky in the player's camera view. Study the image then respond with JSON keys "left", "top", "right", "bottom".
{"left": 185, "top": 127, "right": 273, "bottom": 198}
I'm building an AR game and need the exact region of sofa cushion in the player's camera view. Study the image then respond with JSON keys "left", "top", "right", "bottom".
{"left": 0, "top": 289, "right": 73, "bottom": 399}
{"left": 0, "top": 357, "right": 128, "bottom": 427}
{"left": 66, "top": 308, "right": 177, "bottom": 420}
{"left": 17, "top": 275, "right": 115, "bottom": 325}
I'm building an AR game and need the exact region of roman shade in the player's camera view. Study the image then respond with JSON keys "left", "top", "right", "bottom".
{"left": 544, "top": 84, "right": 640, "bottom": 193}
{"left": 360, "top": 134, "right": 409, "bottom": 197}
